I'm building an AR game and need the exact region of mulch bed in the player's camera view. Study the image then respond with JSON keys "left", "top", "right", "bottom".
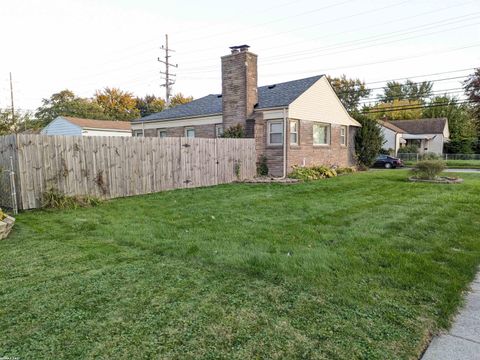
{"left": 408, "top": 176, "right": 464, "bottom": 184}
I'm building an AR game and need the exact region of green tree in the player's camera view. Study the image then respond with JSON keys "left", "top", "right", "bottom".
{"left": 464, "top": 68, "right": 480, "bottom": 151}
{"left": 365, "top": 99, "right": 423, "bottom": 120}
{"left": 35, "top": 90, "right": 107, "bottom": 126}
{"left": 94, "top": 87, "right": 140, "bottom": 121}
{"left": 328, "top": 75, "right": 371, "bottom": 114}
{"left": 135, "top": 95, "right": 166, "bottom": 117}
{"left": 0, "top": 109, "right": 38, "bottom": 135}
{"left": 379, "top": 80, "right": 433, "bottom": 103}
{"left": 423, "top": 96, "right": 477, "bottom": 153}
{"left": 354, "top": 113, "right": 384, "bottom": 167}
{"left": 169, "top": 93, "right": 193, "bottom": 108}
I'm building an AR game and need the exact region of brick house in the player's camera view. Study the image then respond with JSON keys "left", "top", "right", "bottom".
{"left": 131, "top": 45, "right": 361, "bottom": 176}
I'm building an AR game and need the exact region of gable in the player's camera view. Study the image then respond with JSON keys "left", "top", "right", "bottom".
{"left": 41, "top": 116, "right": 82, "bottom": 136}
{"left": 288, "top": 77, "right": 361, "bottom": 126}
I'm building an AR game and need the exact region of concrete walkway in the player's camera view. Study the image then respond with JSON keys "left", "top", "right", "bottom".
{"left": 422, "top": 273, "right": 480, "bottom": 360}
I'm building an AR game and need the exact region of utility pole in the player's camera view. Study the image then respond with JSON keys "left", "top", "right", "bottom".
{"left": 158, "top": 34, "right": 178, "bottom": 107}
{"left": 9, "top": 72, "right": 16, "bottom": 132}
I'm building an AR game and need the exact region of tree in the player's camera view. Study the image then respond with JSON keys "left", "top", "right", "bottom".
{"left": 365, "top": 99, "right": 423, "bottom": 120}
{"left": 135, "top": 95, "right": 166, "bottom": 117}
{"left": 423, "top": 96, "right": 477, "bottom": 153}
{"left": 35, "top": 90, "right": 107, "bottom": 126}
{"left": 0, "top": 109, "right": 37, "bottom": 135}
{"left": 354, "top": 113, "right": 384, "bottom": 167}
{"left": 328, "top": 75, "right": 371, "bottom": 114}
{"left": 169, "top": 93, "right": 193, "bottom": 108}
{"left": 464, "top": 68, "right": 480, "bottom": 151}
{"left": 379, "top": 80, "right": 432, "bottom": 103}
{"left": 94, "top": 87, "right": 140, "bottom": 121}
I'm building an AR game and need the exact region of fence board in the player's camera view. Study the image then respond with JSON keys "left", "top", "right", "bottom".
{"left": 0, "top": 134, "right": 256, "bottom": 210}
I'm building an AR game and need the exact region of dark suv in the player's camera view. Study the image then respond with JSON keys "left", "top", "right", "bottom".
{"left": 373, "top": 155, "right": 404, "bottom": 169}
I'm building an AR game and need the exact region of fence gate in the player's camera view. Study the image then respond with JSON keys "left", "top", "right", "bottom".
{"left": 0, "top": 157, "right": 18, "bottom": 214}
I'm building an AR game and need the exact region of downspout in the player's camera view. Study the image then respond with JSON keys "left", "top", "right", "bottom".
{"left": 142, "top": 121, "right": 145, "bottom": 137}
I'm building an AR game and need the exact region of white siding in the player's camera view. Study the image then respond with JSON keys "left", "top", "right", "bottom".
{"left": 288, "top": 76, "right": 360, "bottom": 127}
{"left": 41, "top": 117, "right": 82, "bottom": 136}
{"left": 83, "top": 129, "right": 131, "bottom": 137}
{"left": 131, "top": 115, "right": 222, "bottom": 130}
{"left": 381, "top": 127, "right": 397, "bottom": 151}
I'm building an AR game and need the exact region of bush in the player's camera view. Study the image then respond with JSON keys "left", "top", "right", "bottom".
{"left": 411, "top": 160, "right": 446, "bottom": 180}
{"left": 336, "top": 167, "right": 356, "bottom": 175}
{"left": 222, "top": 124, "right": 244, "bottom": 138}
{"left": 42, "top": 188, "right": 101, "bottom": 209}
{"left": 354, "top": 114, "right": 384, "bottom": 167}
{"left": 257, "top": 155, "right": 269, "bottom": 176}
{"left": 289, "top": 165, "right": 337, "bottom": 181}
{"left": 398, "top": 145, "right": 419, "bottom": 154}
{"left": 422, "top": 152, "right": 440, "bottom": 160}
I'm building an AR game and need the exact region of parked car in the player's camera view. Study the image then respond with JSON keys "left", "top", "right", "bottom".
{"left": 373, "top": 155, "right": 404, "bottom": 169}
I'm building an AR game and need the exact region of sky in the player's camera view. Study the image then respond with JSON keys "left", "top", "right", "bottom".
{"left": 1, "top": 0, "right": 479, "bottom": 113}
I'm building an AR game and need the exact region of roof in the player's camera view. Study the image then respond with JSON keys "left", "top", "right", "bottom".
{"left": 134, "top": 75, "right": 324, "bottom": 122}
{"left": 62, "top": 116, "right": 131, "bottom": 131}
{"left": 378, "top": 120, "right": 405, "bottom": 133}
{"left": 389, "top": 118, "right": 448, "bottom": 134}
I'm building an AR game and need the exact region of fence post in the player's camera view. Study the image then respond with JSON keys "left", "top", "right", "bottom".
{"left": 416, "top": 153, "right": 419, "bottom": 162}
{"left": 445, "top": 153, "right": 448, "bottom": 161}
{"left": 9, "top": 156, "right": 18, "bottom": 215}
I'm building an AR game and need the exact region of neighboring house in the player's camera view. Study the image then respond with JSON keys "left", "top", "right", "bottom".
{"left": 379, "top": 118, "right": 449, "bottom": 155}
{"left": 41, "top": 116, "right": 132, "bottom": 137}
{"left": 131, "top": 45, "right": 361, "bottom": 176}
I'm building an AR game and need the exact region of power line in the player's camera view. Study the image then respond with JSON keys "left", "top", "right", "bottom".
{"left": 361, "top": 100, "right": 475, "bottom": 114}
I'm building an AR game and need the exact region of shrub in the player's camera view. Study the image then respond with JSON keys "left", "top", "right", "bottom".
{"left": 354, "top": 114, "right": 384, "bottom": 167}
{"left": 422, "top": 152, "right": 440, "bottom": 160}
{"left": 222, "top": 124, "right": 244, "bottom": 138}
{"left": 411, "top": 160, "right": 446, "bottom": 180}
{"left": 336, "top": 167, "right": 356, "bottom": 175}
{"left": 0, "top": 208, "right": 6, "bottom": 221}
{"left": 398, "top": 145, "right": 419, "bottom": 154}
{"left": 289, "top": 165, "right": 337, "bottom": 181}
{"left": 42, "top": 188, "right": 101, "bottom": 209}
{"left": 257, "top": 155, "right": 269, "bottom": 176}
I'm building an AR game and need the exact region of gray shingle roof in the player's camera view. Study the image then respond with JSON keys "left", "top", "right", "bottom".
{"left": 134, "top": 75, "right": 323, "bottom": 122}
{"left": 389, "top": 118, "right": 448, "bottom": 134}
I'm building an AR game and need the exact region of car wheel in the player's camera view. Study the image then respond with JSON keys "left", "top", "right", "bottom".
{"left": 384, "top": 163, "right": 392, "bottom": 169}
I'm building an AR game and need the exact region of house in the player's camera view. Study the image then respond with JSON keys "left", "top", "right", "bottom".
{"left": 379, "top": 118, "right": 449, "bottom": 155}
{"left": 131, "top": 45, "right": 361, "bottom": 176}
{"left": 41, "top": 116, "right": 132, "bottom": 137}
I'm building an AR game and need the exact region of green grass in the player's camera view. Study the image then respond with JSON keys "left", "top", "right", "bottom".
{"left": 1, "top": 171, "right": 480, "bottom": 359}
{"left": 403, "top": 159, "right": 480, "bottom": 169}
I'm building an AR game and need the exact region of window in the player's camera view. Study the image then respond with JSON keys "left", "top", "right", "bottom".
{"left": 313, "top": 123, "right": 330, "bottom": 145}
{"left": 185, "top": 127, "right": 195, "bottom": 138}
{"left": 157, "top": 129, "right": 167, "bottom": 138}
{"left": 215, "top": 124, "right": 224, "bottom": 138}
{"left": 290, "top": 120, "right": 299, "bottom": 145}
{"left": 132, "top": 130, "right": 143, "bottom": 137}
{"left": 268, "top": 120, "right": 284, "bottom": 145}
{"left": 340, "top": 126, "right": 347, "bottom": 146}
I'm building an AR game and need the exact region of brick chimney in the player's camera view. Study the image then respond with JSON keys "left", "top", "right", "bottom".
{"left": 221, "top": 45, "right": 258, "bottom": 130}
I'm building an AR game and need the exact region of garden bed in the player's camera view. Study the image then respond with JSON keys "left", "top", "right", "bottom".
{"left": 408, "top": 176, "right": 464, "bottom": 184}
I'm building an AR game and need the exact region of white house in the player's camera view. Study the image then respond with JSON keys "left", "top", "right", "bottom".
{"left": 41, "top": 116, "right": 132, "bottom": 137}
{"left": 378, "top": 118, "right": 449, "bottom": 155}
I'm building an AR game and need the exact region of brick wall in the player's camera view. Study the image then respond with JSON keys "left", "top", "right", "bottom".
{"left": 221, "top": 50, "right": 258, "bottom": 130}
{"left": 287, "top": 120, "right": 356, "bottom": 171}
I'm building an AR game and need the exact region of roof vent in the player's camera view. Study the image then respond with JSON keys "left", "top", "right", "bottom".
{"left": 268, "top": 84, "right": 276, "bottom": 89}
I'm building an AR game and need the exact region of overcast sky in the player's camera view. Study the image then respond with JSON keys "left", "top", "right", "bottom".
{"left": 1, "top": 0, "right": 479, "bottom": 112}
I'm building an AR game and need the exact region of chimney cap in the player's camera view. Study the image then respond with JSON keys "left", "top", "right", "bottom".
{"left": 229, "top": 44, "right": 250, "bottom": 53}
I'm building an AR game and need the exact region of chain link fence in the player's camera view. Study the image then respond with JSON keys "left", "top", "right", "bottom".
{"left": 397, "top": 153, "right": 480, "bottom": 162}
{"left": 0, "top": 157, "right": 18, "bottom": 215}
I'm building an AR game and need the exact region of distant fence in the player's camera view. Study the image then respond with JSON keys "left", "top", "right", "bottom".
{"left": 397, "top": 153, "right": 480, "bottom": 162}
{"left": 0, "top": 134, "right": 257, "bottom": 210}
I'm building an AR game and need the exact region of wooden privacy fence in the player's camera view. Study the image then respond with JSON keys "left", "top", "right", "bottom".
{"left": 0, "top": 134, "right": 257, "bottom": 210}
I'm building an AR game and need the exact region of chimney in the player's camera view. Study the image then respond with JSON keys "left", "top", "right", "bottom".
{"left": 221, "top": 45, "right": 258, "bottom": 130}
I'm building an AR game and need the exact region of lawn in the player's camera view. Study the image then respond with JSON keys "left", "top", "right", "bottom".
{"left": 1, "top": 171, "right": 480, "bottom": 359}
